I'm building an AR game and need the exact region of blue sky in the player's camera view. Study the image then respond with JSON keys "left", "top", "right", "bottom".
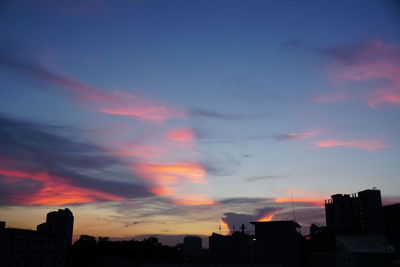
{"left": 0, "top": 0, "right": 399, "bottom": 244}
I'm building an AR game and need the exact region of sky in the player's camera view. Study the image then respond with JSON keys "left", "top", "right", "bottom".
{"left": 0, "top": 0, "right": 400, "bottom": 246}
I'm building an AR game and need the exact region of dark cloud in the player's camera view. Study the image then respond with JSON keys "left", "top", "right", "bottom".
{"left": 219, "top": 197, "right": 271, "bottom": 205}
{"left": 0, "top": 114, "right": 152, "bottom": 205}
{"left": 188, "top": 107, "right": 270, "bottom": 120}
{"left": 275, "top": 207, "right": 325, "bottom": 232}
{"left": 200, "top": 153, "right": 240, "bottom": 176}
{"left": 282, "top": 38, "right": 400, "bottom": 65}
{"left": 246, "top": 174, "right": 290, "bottom": 182}
{"left": 273, "top": 133, "right": 304, "bottom": 142}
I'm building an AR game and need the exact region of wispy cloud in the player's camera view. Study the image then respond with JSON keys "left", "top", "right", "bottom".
{"left": 274, "top": 130, "right": 321, "bottom": 142}
{"left": 0, "top": 52, "right": 185, "bottom": 121}
{"left": 284, "top": 39, "right": 400, "bottom": 108}
{"left": 188, "top": 107, "right": 270, "bottom": 120}
{"left": 246, "top": 174, "right": 290, "bottom": 182}
{"left": 313, "top": 138, "right": 390, "bottom": 151}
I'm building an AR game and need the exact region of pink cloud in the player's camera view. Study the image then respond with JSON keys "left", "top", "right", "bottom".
{"left": 313, "top": 139, "right": 390, "bottom": 151}
{"left": 167, "top": 128, "right": 195, "bottom": 142}
{"left": 112, "top": 144, "right": 168, "bottom": 159}
{"left": 0, "top": 55, "right": 185, "bottom": 121}
{"left": 332, "top": 40, "right": 400, "bottom": 108}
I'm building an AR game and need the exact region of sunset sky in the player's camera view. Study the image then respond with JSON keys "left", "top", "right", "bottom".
{"left": 1, "top": 0, "right": 400, "bottom": 246}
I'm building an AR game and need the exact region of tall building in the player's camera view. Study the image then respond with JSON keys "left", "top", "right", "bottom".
{"left": 325, "top": 189, "right": 384, "bottom": 234}
{"left": 37, "top": 208, "right": 74, "bottom": 244}
{"left": 0, "top": 209, "right": 74, "bottom": 267}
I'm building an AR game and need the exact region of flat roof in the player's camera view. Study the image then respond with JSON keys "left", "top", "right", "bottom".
{"left": 250, "top": 221, "right": 301, "bottom": 227}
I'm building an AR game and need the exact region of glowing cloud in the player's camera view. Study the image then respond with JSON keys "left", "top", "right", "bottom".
{"left": 256, "top": 210, "right": 278, "bottom": 222}
{"left": 167, "top": 128, "right": 195, "bottom": 142}
{"left": 0, "top": 169, "right": 124, "bottom": 205}
{"left": 172, "top": 194, "right": 216, "bottom": 206}
{"left": 313, "top": 139, "right": 390, "bottom": 151}
{"left": 132, "top": 162, "right": 207, "bottom": 199}
{"left": 219, "top": 218, "right": 230, "bottom": 233}
{"left": 135, "top": 162, "right": 206, "bottom": 185}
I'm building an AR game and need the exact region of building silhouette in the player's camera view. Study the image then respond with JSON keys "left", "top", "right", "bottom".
{"left": 0, "top": 208, "right": 74, "bottom": 267}
{"left": 183, "top": 235, "right": 202, "bottom": 255}
{"left": 383, "top": 203, "right": 400, "bottom": 251}
{"left": 325, "top": 189, "right": 384, "bottom": 234}
{"left": 251, "top": 221, "right": 305, "bottom": 266}
{"left": 37, "top": 208, "right": 74, "bottom": 244}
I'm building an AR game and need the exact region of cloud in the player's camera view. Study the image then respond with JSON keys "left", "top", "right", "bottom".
{"left": 0, "top": 50, "right": 184, "bottom": 121}
{"left": 0, "top": 114, "right": 152, "bottom": 205}
{"left": 285, "top": 39, "right": 400, "bottom": 108}
{"left": 167, "top": 128, "right": 195, "bottom": 142}
{"left": 313, "top": 139, "right": 390, "bottom": 151}
{"left": 188, "top": 107, "right": 270, "bottom": 120}
{"left": 273, "top": 130, "right": 321, "bottom": 142}
{"left": 246, "top": 174, "right": 290, "bottom": 182}
{"left": 221, "top": 207, "right": 282, "bottom": 233}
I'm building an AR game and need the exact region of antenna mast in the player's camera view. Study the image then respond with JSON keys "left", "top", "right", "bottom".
{"left": 292, "top": 193, "right": 296, "bottom": 222}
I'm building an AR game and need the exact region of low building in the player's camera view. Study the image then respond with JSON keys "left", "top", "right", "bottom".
{"left": 335, "top": 235, "right": 396, "bottom": 267}
{"left": 209, "top": 231, "right": 254, "bottom": 263}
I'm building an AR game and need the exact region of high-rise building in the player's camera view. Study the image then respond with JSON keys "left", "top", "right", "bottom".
{"left": 325, "top": 189, "right": 384, "bottom": 234}
{"left": 37, "top": 208, "right": 74, "bottom": 244}
{"left": 0, "top": 209, "right": 74, "bottom": 267}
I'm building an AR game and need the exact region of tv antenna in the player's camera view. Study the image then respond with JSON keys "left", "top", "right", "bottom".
{"left": 292, "top": 193, "right": 296, "bottom": 222}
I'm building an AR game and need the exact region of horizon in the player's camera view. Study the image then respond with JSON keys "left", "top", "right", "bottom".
{"left": 1, "top": 0, "right": 399, "bottom": 248}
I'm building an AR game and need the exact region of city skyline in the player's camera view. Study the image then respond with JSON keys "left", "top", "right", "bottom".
{"left": 0, "top": 0, "right": 400, "bottom": 244}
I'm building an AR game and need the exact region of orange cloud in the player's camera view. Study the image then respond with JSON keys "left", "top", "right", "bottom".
{"left": 257, "top": 210, "right": 278, "bottom": 222}
{"left": 172, "top": 194, "right": 216, "bottom": 205}
{"left": 274, "top": 197, "right": 323, "bottom": 207}
{"left": 0, "top": 169, "right": 123, "bottom": 205}
{"left": 134, "top": 162, "right": 207, "bottom": 185}
{"left": 167, "top": 128, "right": 195, "bottom": 142}
{"left": 219, "top": 218, "right": 230, "bottom": 233}
{"left": 313, "top": 139, "right": 390, "bottom": 151}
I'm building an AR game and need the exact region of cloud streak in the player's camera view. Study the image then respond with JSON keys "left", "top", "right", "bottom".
{"left": 188, "top": 107, "right": 270, "bottom": 120}
{"left": 246, "top": 174, "right": 289, "bottom": 182}
{"left": 0, "top": 52, "right": 184, "bottom": 121}
{"left": 274, "top": 130, "right": 321, "bottom": 142}
{"left": 313, "top": 139, "right": 390, "bottom": 151}
{"left": 0, "top": 114, "right": 152, "bottom": 206}
{"left": 284, "top": 39, "right": 400, "bottom": 108}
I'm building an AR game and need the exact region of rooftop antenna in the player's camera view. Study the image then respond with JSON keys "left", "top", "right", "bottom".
{"left": 292, "top": 193, "right": 296, "bottom": 222}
